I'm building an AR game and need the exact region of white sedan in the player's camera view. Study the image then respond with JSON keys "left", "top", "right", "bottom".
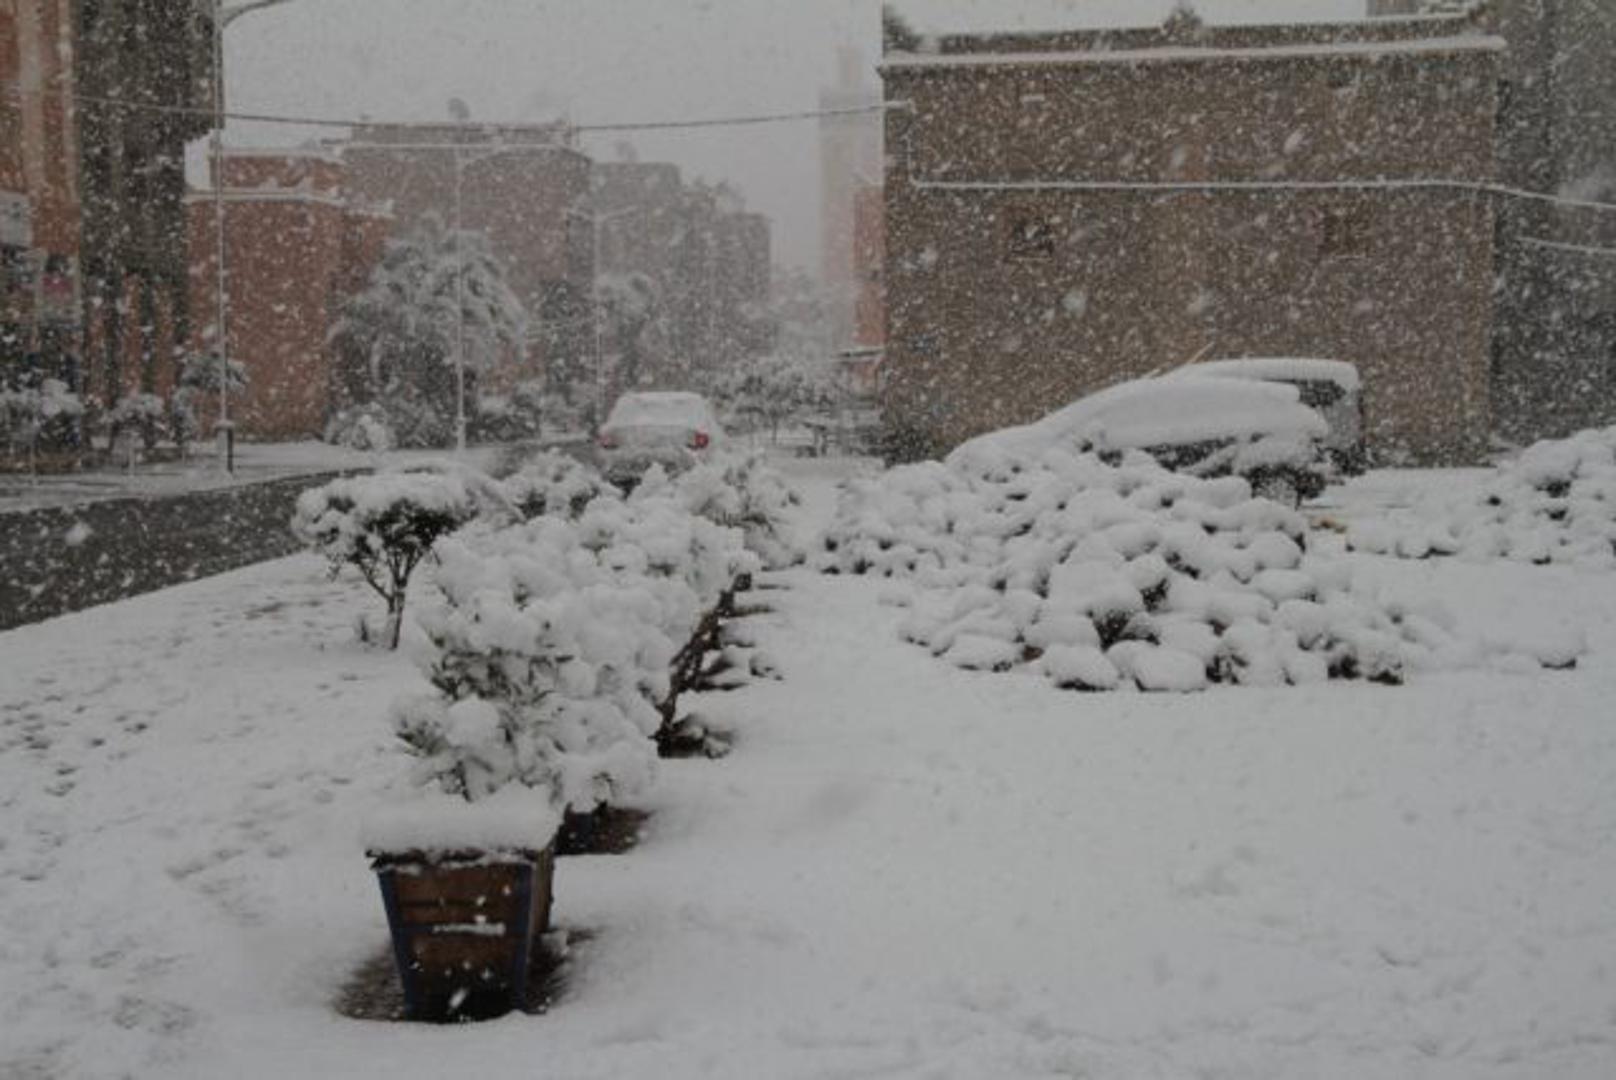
{"left": 597, "top": 391, "right": 725, "bottom": 486}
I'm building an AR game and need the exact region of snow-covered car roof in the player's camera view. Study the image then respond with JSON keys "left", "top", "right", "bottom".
{"left": 947, "top": 375, "right": 1328, "bottom": 469}
{"left": 604, "top": 391, "right": 715, "bottom": 426}
{"left": 1170, "top": 357, "right": 1361, "bottom": 392}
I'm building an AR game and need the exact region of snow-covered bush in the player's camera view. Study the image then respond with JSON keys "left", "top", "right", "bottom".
{"left": 498, "top": 450, "right": 605, "bottom": 521}
{"left": 291, "top": 469, "right": 481, "bottom": 649}
{"left": 1, "top": 378, "right": 83, "bottom": 465}
{"left": 473, "top": 379, "right": 545, "bottom": 443}
{"left": 817, "top": 447, "right": 1576, "bottom": 691}
{"left": 647, "top": 452, "right": 805, "bottom": 570}
{"left": 1347, "top": 425, "right": 1616, "bottom": 569}
{"left": 324, "top": 403, "right": 395, "bottom": 452}
{"left": 104, "top": 392, "right": 166, "bottom": 452}
{"left": 395, "top": 491, "right": 756, "bottom": 811}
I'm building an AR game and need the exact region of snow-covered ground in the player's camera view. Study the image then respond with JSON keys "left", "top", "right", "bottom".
{"left": 3, "top": 457, "right": 1615, "bottom": 1078}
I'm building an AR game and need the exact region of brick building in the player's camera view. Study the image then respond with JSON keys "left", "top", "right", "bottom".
{"left": 187, "top": 150, "right": 390, "bottom": 439}
{"left": 1, "top": 0, "right": 81, "bottom": 386}
{"left": 881, "top": 10, "right": 1503, "bottom": 464}
{"left": 852, "top": 178, "right": 886, "bottom": 350}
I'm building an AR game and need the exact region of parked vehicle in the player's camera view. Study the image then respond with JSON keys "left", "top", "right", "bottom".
{"left": 946, "top": 375, "right": 1331, "bottom": 505}
{"left": 597, "top": 391, "right": 724, "bottom": 485}
{"left": 1169, "top": 358, "right": 1366, "bottom": 474}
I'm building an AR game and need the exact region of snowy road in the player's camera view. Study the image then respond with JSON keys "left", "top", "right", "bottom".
{"left": 2, "top": 461, "right": 1615, "bottom": 1078}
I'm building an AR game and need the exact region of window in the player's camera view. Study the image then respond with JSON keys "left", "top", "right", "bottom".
{"left": 1320, "top": 206, "right": 1369, "bottom": 258}
{"left": 1006, "top": 214, "right": 1057, "bottom": 261}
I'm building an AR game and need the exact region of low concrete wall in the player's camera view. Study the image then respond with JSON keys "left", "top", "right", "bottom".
{"left": 0, "top": 472, "right": 355, "bottom": 631}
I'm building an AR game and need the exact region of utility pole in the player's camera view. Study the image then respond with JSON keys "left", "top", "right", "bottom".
{"left": 211, "top": 0, "right": 231, "bottom": 472}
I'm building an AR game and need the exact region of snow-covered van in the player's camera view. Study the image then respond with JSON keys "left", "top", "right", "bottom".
{"left": 1170, "top": 358, "right": 1365, "bottom": 474}
{"left": 597, "top": 391, "right": 725, "bottom": 487}
{"left": 947, "top": 375, "right": 1331, "bottom": 505}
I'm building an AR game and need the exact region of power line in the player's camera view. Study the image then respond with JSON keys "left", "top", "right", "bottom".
{"left": 909, "top": 175, "right": 1616, "bottom": 215}
{"left": 0, "top": 80, "right": 889, "bottom": 134}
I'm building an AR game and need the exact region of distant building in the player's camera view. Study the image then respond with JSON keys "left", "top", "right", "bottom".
{"left": 591, "top": 159, "right": 773, "bottom": 393}
{"left": 852, "top": 178, "right": 886, "bottom": 349}
{"left": 819, "top": 44, "right": 884, "bottom": 350}
{"left": 186, "top": 150, "right": 390, "bottom": 439}
{"left": 881, "top": 9, "right": 1503, "bottom": 463}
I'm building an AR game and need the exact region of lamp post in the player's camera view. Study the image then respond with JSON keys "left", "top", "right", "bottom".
{"left": 210, "top": 0, "right": 232, "bottom": 471}
{"left": 562, "top": 204, "right": 637, "bottom": 427}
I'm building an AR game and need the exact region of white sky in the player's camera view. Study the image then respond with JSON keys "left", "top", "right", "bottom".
{"left": 226, "top": 0, "right": 1367, "bottom": 275}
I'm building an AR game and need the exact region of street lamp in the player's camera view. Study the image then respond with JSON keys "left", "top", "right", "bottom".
{"left": 562, "top": 203, "right": 638, "bottom": 427}
{"left": 210, "top": 0, "right": 232, "bottom": 471}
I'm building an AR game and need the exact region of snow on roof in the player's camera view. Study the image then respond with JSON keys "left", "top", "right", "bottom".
{"left": 882, "top": 34, "right": 1505, "bottom": 72}
{"left": 948, "top": 376, "right": 1326, "bottom": 467}
{"left": 1174, "top": 358, "right": 1362, "bottom": 392}
{"left": 605, "top": 391, "right": 713, "bottom": 426}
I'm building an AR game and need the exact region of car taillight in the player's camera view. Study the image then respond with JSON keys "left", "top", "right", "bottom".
{"left": 598, "top": 431, "right": 618, "bottom": 450}
{"left": 689, "top": 430, "right": 710, "bottom": 450}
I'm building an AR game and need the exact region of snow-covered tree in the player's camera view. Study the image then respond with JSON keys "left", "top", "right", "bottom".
{"left": 714, "top": 351, "right": 838, "bottom": 443}
{"left": 291, "top": 469, "right": 482, "bottom": 649}
{"left": 596, "top": 271, "right": 665, "bottom": 392}
{"left": 170, "top": 350, "right": 249, "bottom": 454}
{"left": 332, "top": 215, "right": 528, "bottom": 448}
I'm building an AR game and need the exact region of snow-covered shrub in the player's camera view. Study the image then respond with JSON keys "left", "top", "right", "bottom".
{"left": 1347, "top": 425, "right": 1616, "bottom": 569}
{"left": 396, "top": 492, "right": 756, "bottom": 811}
{"left": 291, "top": 469, "right": 481, "bottom": 649}
{"left": 648, "top": 452, "right": 806, "bottom": 570}
{"left": 818, "top": 446, "right": 1575, "bottom": 691}
{"left": 499, "top": 450, "right": 605, "bottom": 521}
{"left": 473, "top": 380, "right": 545, "bottom": 442}
{"left": 324, "top": 403, "right": 395, "bottom": 452}
{"left": 104, "top": 392, "right": 166, "bottom": 451}
{"left": 1, "top": 378, "right": 83, "bottom": 464}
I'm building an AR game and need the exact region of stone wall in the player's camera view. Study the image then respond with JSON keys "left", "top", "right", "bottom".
{"left": 0, "top": 472, "right": 355, "bottom": 631}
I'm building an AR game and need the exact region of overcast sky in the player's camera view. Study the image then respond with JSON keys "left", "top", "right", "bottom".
{"left": 226, "top": 0, "right": 1367, "bottom": 275}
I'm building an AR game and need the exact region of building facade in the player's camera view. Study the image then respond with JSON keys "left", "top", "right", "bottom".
{"left": 1480, "top": 0, "right": 1616, "bottom": 443}
{"left": 187, "top": 150, "right": 390, "bottom": 439}
{"left": 881, "top": 11, "right": 1502, "bottom": 464}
